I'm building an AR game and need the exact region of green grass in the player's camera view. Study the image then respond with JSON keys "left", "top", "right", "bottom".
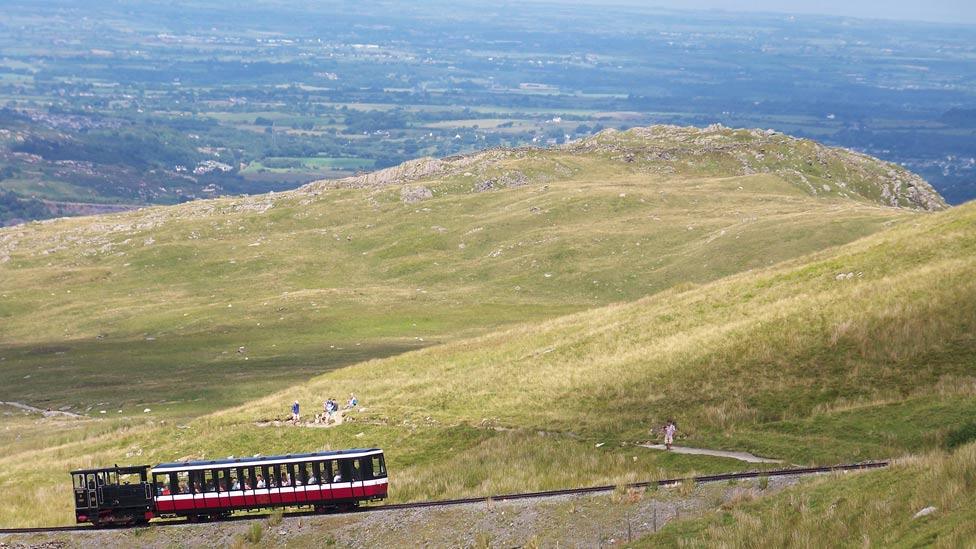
{"left": 242, "top": 156, "right": 375, "bottom": 174}
{"left": 639, "top": 442, "right": 976, "bottom": 548}
{"left": 0, "top": 129, "right": 917, "bottom": 420}
{"left": 1, "top": 201, "right": 969, "bottom": 527}
{"left": 223, "top": 200, "right": 975, "bottom": 463}
{"left": 0, "top": 128, "right": 961, "bottom": 530}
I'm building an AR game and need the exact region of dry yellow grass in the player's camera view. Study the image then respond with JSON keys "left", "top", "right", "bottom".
{"left": 0, "top": 132, "right": 965, "bottom": 531}
{"left": 643, "top": 442, "right": 976, "bottom": 547}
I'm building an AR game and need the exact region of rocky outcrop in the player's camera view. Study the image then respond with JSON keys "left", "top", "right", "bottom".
{"left": 400, "top": 185, "right": 434, "bottom": 203}
{"left": 298, "top": 124, "right": 946, "bottom": 211}
{"left": 302, "top": 154, "right": 489, "bottom": 192}
{"left": 568, "top": 125, "right": 947, "bottom": 211}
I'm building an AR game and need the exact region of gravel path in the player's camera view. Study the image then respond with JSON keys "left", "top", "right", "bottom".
{"left": 639, "top": 444, "right": 783, "bottom": 463}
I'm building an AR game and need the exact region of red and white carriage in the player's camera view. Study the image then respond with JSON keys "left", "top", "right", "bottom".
{"left": 150, "top": 448, "right": 388, "bottom": 519}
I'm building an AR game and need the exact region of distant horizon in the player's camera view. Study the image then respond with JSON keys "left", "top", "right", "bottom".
{"left": 524, "top": 0, "right": 976, "bottom": 26}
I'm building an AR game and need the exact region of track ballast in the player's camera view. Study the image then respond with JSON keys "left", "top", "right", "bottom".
{"left": 0, "top": 461, "right": 888, "bottom": 535}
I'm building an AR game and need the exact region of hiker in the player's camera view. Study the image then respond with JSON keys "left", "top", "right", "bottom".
{"left": 346, "top": 393, "right": 358, "bottom": 409}
{"left": 325, "top": 398, "right": 337, "bottom": 423}
{"left": 291, "top": 400, "right": 300, "bottom": 423}
{"left": 664, "top": 419, "right": 677, "bottom": 450}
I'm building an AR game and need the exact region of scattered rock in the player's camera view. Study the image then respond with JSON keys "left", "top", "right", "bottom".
{"left": 475, "top": 179, "right": 495, "bottom": 193}
{"left": 400, "top": 185, "right": 433, "bottom": 204}
{"left": 913, "top": 506, "right": 937, "bottom": 519}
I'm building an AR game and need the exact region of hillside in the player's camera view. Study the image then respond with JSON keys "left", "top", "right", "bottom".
{"left": 225, "top": 199, "right": 975, "bottom": 462}
{"left": 643, "top": 442, "right": 976, "bottom": 547}
{"left": 309, "top": 125, "right": 945, "bottom": 212}
{"left": 0, "top": 125, "right": 932, "bottom": 421}
{"left": 0, "top": 178, "right": 969, "bottom": 529}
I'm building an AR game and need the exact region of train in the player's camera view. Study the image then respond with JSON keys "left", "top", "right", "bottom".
{"left": 71, "top": 448, "right": 388, "bottom": 526}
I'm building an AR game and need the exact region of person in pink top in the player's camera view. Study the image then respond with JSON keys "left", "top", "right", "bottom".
{"left": 664, "top": 419, "right": 677, "bottom": 450}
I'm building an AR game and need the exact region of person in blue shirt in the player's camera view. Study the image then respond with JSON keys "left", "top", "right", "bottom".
{"left": 291, "top": 400, "right": 300, "bottom": 423}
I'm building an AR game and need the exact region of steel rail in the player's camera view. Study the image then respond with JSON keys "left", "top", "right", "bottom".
{"left": 0, "top": 461, "right": 888, "bottom": 535}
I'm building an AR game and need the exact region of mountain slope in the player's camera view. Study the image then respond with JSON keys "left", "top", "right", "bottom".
{"left": 230, "top": 201, "right": 975, "bottom": 462}
{"left": 0, "top": 157, "right": 968, "bottom": 528}
{"left": 0, "top": 126, "right": 929, "bottom": 418}
{"left": 1, "top": 190, "right": 968, "bottom": 528}
{"left": 308, "top": 124, "right": 946, "bottom": 211}
{"left": 643, "top": 442, "right": 976, "bottom": 547}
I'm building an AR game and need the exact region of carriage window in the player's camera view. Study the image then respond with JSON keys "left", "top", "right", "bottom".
{"left": 74, "top": 474, "right": 84, "bottom": 489}
{"left": 196, "top": 471, "right": 206, "bottom": 493}
{"left": 327, "top": 460, "right": 341, "bottom": 482}
{"left": 372, "top": 455, "right": 387, "bottom": 478}
{"left": 335, "top": 459, "right": 351, "bottom": 482}
{"left": 266, "top": 465, "right": 277, "bottom": 488}
{"left": 176, "top": 472, "right": 190, "bottom": 494}
{"left": 202, "top": 470, "right": 215, "bottom": 492}
{"left": 239, "top": 468, "right": 251, "bottom": 490}
{"left": 153, "top": 474, "right": 169, "bottom": 495}
{"left": 351, "top": 459, "right": 362, "bottom": 481}
{"left": 119, "top": 471, "right": 141, "bottom": 486}
{"left": 223, "top": 468, "right": 236, "bottom": 491}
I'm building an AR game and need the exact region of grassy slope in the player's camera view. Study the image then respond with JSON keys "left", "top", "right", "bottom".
{"left": 0, "top": 127, "right": 959, "bottom": 527}
{"left": 227, "top": 201, "right": 976, "bottom": 460}
{"left": 0, "top": 201, "right": 969, "bottom": 528}
{"left": 641, "top": 442, "right": 976, "bottom": 547}
{"left": 0, "top": 128, "right": 920, "bottom": 420}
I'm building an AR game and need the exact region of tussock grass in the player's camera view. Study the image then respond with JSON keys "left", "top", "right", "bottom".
{"left": 3, "top": 200, "right": 968, "bottom": 528}
{"left": 643, "top": 442, "right": 976, "bottom": 547}
{"left": 225, "top": 203, "right": 976, "bottom": 463}
{"left": 0, "top": 141, "right": 911, "bottom": 420}
{"left": 0, "top": 136, "right": 965, "bottom": 531}
{"left": 244, "top": 522, "right": 263, "bottom": 544}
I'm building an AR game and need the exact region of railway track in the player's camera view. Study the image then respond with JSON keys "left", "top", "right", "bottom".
{"left": 0, "top": 461, "right": 888, "bottom": 535}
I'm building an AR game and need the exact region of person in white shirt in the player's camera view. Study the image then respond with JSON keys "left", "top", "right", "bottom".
{"left": 664, "top": 419, "right": 677, "bottom": 450}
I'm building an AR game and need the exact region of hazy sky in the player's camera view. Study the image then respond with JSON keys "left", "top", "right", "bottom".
{"left": 547, "top": 0, "right": 976, "bottom": 25}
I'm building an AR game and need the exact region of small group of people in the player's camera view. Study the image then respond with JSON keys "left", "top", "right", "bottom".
{"left": 288, "top": 394, "right": 359, "bottom": 425}
{"left": 316, "top": 393, "right": 357, "bottom": 425}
